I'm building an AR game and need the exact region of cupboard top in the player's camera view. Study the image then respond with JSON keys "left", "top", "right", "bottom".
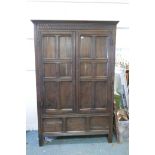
{"left": 31, "top": 20, "right": 119, "bottom": 25}
{"left": 31, "top": 20, "right": 118, "bottom": 30}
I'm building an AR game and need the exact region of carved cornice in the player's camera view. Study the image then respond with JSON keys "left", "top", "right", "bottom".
{"left": 31, "top": 20, "right": 118, "bottom": 30}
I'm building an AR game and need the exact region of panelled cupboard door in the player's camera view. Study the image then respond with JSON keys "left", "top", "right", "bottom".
{"left": 41, "top": 31, "right": 76, "bottom": 114}
{"left": 76, "top": 31, "right": 112, "bottom": 113}
{"left": 40, "top": 30, "right": 113, "bottom": 114}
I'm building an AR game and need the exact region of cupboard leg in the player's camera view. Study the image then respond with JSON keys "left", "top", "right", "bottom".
{"left": 39, "top": 134, "right": 44, "bottom": 146}
{"left": 108, "top": 125, "right": 113, "bottom": 143}
{"left": 108, "top": 133, "right": 112, "bottom": 143}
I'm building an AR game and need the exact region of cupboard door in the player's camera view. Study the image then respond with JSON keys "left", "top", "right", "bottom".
{"left": 76, "top": 31, "right": 112, "bottom": 113}
{"left": 41, "top": 32, "right": 76, "bottom": 114}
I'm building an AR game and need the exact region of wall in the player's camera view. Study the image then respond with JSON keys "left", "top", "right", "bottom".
{"left": 26, "top": 0, "right": 129, "bottom": 130}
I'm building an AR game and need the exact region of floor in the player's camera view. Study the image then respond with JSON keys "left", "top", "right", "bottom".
{"left": 26, "top": 131, "right": 129, "bottom": 155}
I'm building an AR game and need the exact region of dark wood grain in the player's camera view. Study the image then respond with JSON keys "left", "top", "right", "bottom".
{"left": 77, "top": 30, "right": 111, "bottom": 114}
{"left": 32, "top": 20, "right": 118, "bottom": 146}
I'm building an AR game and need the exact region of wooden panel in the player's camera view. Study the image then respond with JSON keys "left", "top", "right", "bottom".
{"left": 60, "top": 82, "right": 73, "bottom": 109}
{"left": 43, "top": 118, "right": 62, "bottom": 132}
{"left": 44, "top": 64, "right": 57, "bottom": 77}
{"left": 42, "top": 36, "right": 56, "bottom": 58}
{"left": 80, "top": 63, "right": 92, "bottom": 76}
{"left": 59, "top": 36, "right": 72, "bottom": 58}
{"left": 42, "top": 32, "right": 75, "bottom": 113}
{"left": 60, "top": 63, "right": 72, "bottom": 77}
{"left": 67, "top": 117, "right": 85, "bottom": 131}
{"left": 77, "top": 31, "right": 111, "bottom": 113}
{"left": 90, "top": 116, "right": 109, "bottom": 130}
{"left": 80, "top": 82, "right": 92, "bottom": 109}
{"left": 95, "top": 82, "right": 108, "bottom": 108}
{"left": 80, "top": 36, "right": 92, "bottom": 58}
{"left": 44, "top": 82, "right": 58, "bottom": 108}
{"left": 96, "top": 36, "right": 108, "bottom": 58}
{"left": 96, "top": 63, "right": 108, "bottom": 77}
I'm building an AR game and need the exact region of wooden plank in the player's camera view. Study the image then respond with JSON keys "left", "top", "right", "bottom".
{"left": 43, "top": 130, "right": 109, "bottom": 137}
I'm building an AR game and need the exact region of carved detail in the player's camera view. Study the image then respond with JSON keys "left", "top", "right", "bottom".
{"left": 37, "top": 23, "right": 113, "bottom": 30}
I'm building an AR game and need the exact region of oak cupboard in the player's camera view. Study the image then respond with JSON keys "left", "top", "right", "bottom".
{"left": 32, "top": 20, "right": 118, "bottom": 146}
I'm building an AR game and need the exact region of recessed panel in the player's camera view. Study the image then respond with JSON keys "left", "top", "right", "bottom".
{"left": 43, "top": 118, "right": 62, "bottom": 132}
{"left": 60, "top": 63, "right": 72, "bottom": 77}
{"left": 59, "top": 36, "right": 72, "bottom": 58}
{"left": 90, "top": 116, "right": 109, "bottom": 130}
{"left": 44, "top": 82, "right": 58, "bottom": 108}
{"left": 60, "top": 82, "right": 73, "bottom": 109}
{"left": 67, "top": 118, "right": 85, "bottom": 131}
{"left": 44, "top": 64, "right": 56, "bottom": 77}
{"left": 80, "top": 82, "right": 92, "bottom": 109}
{"left": 80, "top": 63, "right": 92, "bottom": 76}
{"left": 42, "top": 36, "right": 56, "bottom": 58}
{"left": 96, "top": 36, "right": 108, "bottom": 58}
{"left": 95, "top": 82, "right": 107, "bottom": 108}
{"left": 96, "top": 63, "right": 108, "bottom": 76}
{"left": 80, "top": 36, "right": 92, "bottom": 58}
